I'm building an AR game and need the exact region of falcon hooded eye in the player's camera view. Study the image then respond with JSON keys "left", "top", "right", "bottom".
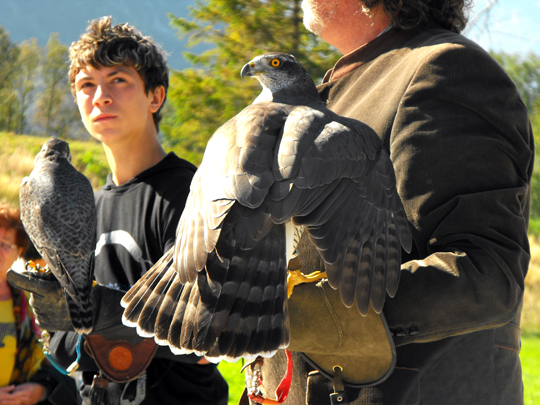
{"left": 270, "top": 58, "right": 281, "bottom": 67}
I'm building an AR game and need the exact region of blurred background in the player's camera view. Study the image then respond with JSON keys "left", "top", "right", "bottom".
{"left": 0, "top": 1, "right": 538, "bottom": 404}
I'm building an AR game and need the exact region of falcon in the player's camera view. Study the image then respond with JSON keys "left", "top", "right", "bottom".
{"left": 121, "top": 53, "right": 412, "bottom": 361}
{"left": 20, "top": 138, "right": 96, "bottom": 334}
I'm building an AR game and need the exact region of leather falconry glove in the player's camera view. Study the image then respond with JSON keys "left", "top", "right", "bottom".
{"left": 287, "top": 278, "right": 396, "bottom": 386}
{"left": 283, "top": 233, "right": 397, "bottom": 388}
{"left": 7, "top": 268, "right": 202, "bottom": 363}
{"left": 6, "top": 268, "right": 140, "bottom": 340}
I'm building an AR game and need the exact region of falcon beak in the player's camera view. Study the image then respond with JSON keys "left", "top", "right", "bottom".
{"left": 241, "top": 62, "right": 254, "bottom": 78}
{"left": 241, "top": 59, "right": 268, "bottom": 78}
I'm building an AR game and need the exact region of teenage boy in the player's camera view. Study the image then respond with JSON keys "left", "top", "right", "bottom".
{"left": 10, "top": 16, "right": 228, "bottom": 405}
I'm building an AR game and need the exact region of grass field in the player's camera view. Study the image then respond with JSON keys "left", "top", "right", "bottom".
{"left": 219, "top": 335, "right": 540, "bottom": 405}
{"left": 218, "top": 362, "right": 245, "bottom": 405}
{"left": 522, "top": 332, "right": 540, "bottom": 405}
{"left": 1, "top": 132, "right": 539, "bottom": 404}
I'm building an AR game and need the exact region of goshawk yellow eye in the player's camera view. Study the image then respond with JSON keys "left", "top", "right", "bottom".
{"left": 270, "top": 59, "right": 281, "bottom": 68}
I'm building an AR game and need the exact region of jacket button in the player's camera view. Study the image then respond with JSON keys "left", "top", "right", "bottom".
{"left": 393, "top": 330, "right": 407, "bottom": 338}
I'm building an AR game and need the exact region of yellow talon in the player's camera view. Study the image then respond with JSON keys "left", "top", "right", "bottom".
{"left": 25, "top": 260, "right": 37, "bottom": 271}
{"left": 287, "top": 270, "right": 327, "bottom": 298}
{"left": 25, "top": 260, "right": 51, "bottom": 277}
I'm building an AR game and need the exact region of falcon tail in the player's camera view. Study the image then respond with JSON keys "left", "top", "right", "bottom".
{"left": 121, "top": 225, "right": 290, "bottom": 362}
{"left": 55, "top": 252, "right": 95, "bottom": 335}
{"left": 66, "top": 293, "right": 93, "bottom": 335}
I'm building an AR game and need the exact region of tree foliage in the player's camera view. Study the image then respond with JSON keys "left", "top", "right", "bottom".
{"left": 492, "top": 51, "right": 540, "bottom": 112}
{"left": 490, "top": 51, "right": 540, "bottom": 219}
{"left": 0, "top": 29, "right": 85, "bottom": 138}
{"left": 34, "top": 34, "right": 81, "bottom": 138}
{"left": 528, "top": 103, "right": 540, "bottom": 220}
{"left": 15, "top": 39, "right": 40, "bottom": 134}
{"left": 161, "top": 0, "right": 340, "bottom": 160}
{"left": 0, "top": 27, "right": 20, "bottom": 131}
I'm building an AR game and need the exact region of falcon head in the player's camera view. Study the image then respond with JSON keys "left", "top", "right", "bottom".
{"left": 241, "top": 53, "right": 320, "bottom": 105}
{"left": 36, "top": 138, "right": 72, "bottom": 164}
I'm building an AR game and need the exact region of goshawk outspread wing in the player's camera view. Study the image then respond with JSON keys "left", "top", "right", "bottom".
{"left": 122, "top": 53, "right": 412, "bottom": 361}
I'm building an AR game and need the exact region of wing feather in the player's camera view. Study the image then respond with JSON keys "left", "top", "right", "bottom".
{"left": 122, "top": 92, "right": 412, "bottom": 360}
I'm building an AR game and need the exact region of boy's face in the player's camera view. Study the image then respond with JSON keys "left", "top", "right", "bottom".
{"left": 74, "top": 64, "right": 164, "bottom": 146}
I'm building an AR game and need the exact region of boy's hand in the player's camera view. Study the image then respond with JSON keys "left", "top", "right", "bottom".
{"left": 7, "top": 269, "right": 73, "bottom": 331}
{"left": 8, "top": 269, "right": 231, "bottom": 365}
{"left": 7, "top": 268, "right": 145, "bottom": 342}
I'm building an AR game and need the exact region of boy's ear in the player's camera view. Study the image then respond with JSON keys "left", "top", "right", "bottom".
{"left": 149, "top": 85, "right": 166, "bottom": 113}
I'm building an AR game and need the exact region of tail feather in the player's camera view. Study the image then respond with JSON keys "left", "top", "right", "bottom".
{"left": 395, "top": 210, "right": 412, "bottom": 253}
{"left": 167, "top": 281, "right": 195, "bottom": 353}
{"left": 218, "top": 224, "right": 289, "bottom": 360}
{"left": 66, "top": 293, "right": 93, "bottom": 334}
{"left": 122, "top": 248, "right": 173, "bottom": 305}
{"left": 180, "top": 283, "right": 201, "bottom": 352}
{"left": 370, "top": 210, "right": 388, "bottom": 314}
{"left": 136, "top": 265, "right": 177, "bottom": 337}
{"left": 338, "top": 237, "right": 361, "bottom": 308}
{"left": 355, "top": 235, "right": 375, "bottom": 316}
{"left": 385, "top": 217, "right": 401, "bottom": 298}
{"left": 169, "top": 280, "right": 198, "bottom": 352}
{"left": 55, "top": 252, "right": 94, "bottom": 334}
{"left": 242, "top": 233, "right": 288, "bottom": 358}
{"left": 121, "top": 250, "right": 173, "bottom": 326}
{"left": 163, "top": 223, "right": 290, "bottom": 361}
{"left": 154, "top": 274, "right": 185, "bottom": 344}
{"left": 193, "top": 251, "right": 250, "bottom": 353}
{"left": 245, "top": 270, "right": 278, "bottom": 356}
{"left": 265, "top": 266, "right": 289, "bottom": 355}
{"left": 222, "top": 265, "right": 269, "bottom": 359}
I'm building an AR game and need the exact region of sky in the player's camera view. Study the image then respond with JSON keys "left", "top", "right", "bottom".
{"left": 0, "top": 0, "right": 196, "bottom": 70}
{"left": 467, "top": 0, "right": 540, "bottom": 55}
{"left": 0, "top": 0, "right": 539, "bottom": 71}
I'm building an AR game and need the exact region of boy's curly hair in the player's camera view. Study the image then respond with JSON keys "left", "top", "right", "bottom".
{"left": 68, "top": 16, "right": 169, "bottom": 130}
{"left": 364, "top": 0, "right": 472, "bottom": 33}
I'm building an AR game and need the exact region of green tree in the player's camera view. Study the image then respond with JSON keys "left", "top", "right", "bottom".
{"left": 14, "top": 38, "right": 41, "bottom": 134}
{"left": 162, "top": 0, "right": 340, "bottom": 161}
{"left": 490, "top": 52, "right": 540, "bottom": 221}
{"left": 0, "top": 27, "right": 20, "bottom": 131}
{"left": 492, "top": 51, "right": 540, "bottom": 112}
{"left": 494, "top": 52, "right": 540, "bottom": 229}
{"left": 34, "top": 33, "right": 79, "bottom": 138}
{"left": 0, "top": 88, "right": 19, "bottom": 132}
{"left": 528, "top": 102, "right": 540, "bottom": 221}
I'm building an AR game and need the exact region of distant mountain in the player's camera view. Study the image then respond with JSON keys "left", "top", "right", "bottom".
{"left": 0, "top": 0, "right": 203, "bottom": 71}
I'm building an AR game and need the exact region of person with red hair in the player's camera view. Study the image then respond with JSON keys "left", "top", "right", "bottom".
{"left": 0, "top": 203, "right": 78, "bottom": 404}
